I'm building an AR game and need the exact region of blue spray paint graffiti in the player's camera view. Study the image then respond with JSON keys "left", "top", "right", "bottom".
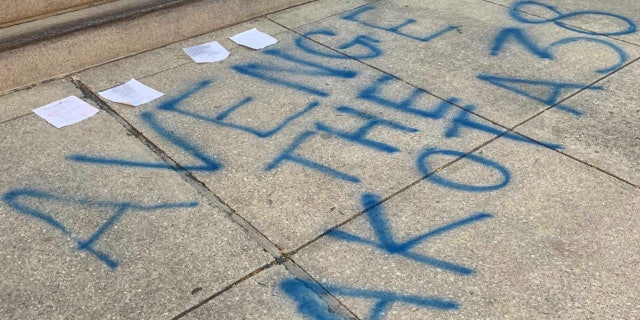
{"left": 69, "top": 82, "right": 224, "bottom": 172}
{"left": 491, "top": 27, "right": 553, "bottom": 59}
{"left": 280, "top": 278, "right": 458, "bottom": 320}
{"left": 263, "top": 70, "right": 563, "bottom": 184}
{"left": 484, "top": 1, "right": 637, "bottom": 118}
{"left": 359, "top": 74, "right": 562, "bottom": 148}
{"left": 328, "top": 193, "right": 492, "bottom": 274}
{"left": 213, "top": 98, "right": 320, "bottom": 138}
{"left": 476, "top": 74, "right": 604, "bottom": 116}
{"left": 156, "top": 80, "right": 320, "bottom": 138}
{"left": 417, "top": 147, "right": 511, "bottom": 192}
{"left": 3, "top": 189, "right": 198, "bottom": 269}
{"left": 343, "top": 5, "right": 459, "bottom": 43}
{"left": 264, "top": 131, "right": 361, "bottom": 183}
{"left": 490, "top": 27, "right": 628, "bottom": 74}
{"left": 232, "top": 47, "right": 358, "bottom": 97}
{"left": 70, "top": 111, "right": 223, "bottom": 171}
{"left": 509, "top": 1, "right": 637, "bottom": 36}
{"left": 314, "top": 106, "right": 419, "bottom": 153}
{"left": 296, "top": 29, "right": 383, "bottom": 60}
{"left": 282, "top": 191, "right": 492, "bottom": 318}
{"left": 358, "top": 74, "right": 458, "bottom": 119}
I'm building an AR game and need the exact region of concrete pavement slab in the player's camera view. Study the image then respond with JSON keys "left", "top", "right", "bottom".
{"left": 290, "top": 0, "right": 640, "bottom": 126}
{"left": 0, "top": 86, "right": 272, "bottom": 319}
{"left": 293, "top": 135, "right": 640, "bottom": 319}
{"left": 488, "top": 0, "right": 640, "bottom": 46}
{"left": 73, "top": 29, "right": 540, "bottom": 251}
{"left": 517, "top": 60, "right": 640, "bottom": 186}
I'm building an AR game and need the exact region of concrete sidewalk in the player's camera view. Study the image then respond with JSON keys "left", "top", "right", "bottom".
{"left": 1, "top": 0, "right": 639, "bottom": 319}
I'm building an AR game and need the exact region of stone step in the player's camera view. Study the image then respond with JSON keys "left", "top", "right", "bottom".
{"left": 0, "top": 0, "right": 309, "bottom": 94}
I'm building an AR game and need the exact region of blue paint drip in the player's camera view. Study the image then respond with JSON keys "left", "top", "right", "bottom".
{"left": 265, "top": 131, "right": 361, "bottom": 183}
{"left": 295, "top": 29, "right": 383, "bottom": 60}
{"left": 490, "top": 27, "right": 627, "bottom": 74}
{"left": 510, "top": 1, "right": 637, "bottom": 36}
{"left": 314, "top": 106, "right": 418, "bottom": 153}
{"left": 343, "top": 5, "right": 459, "bottom": 42}
{"left": 328, "top": 193, "right": 492, "bottom": 274}
{"left": 444, "top": 104, "right": 563, "bottom": 150}
{"left": 232, "top": 48, "right": 358, "bottom": 97}
{"left": 280, "top": 278, "right": 458, "bottom": 320}
{"left": 416, "top": 148, "right": 510, "bottom": 192}
{"left": 3, "top": 189, "right": 198, "bottom": 269}
{"left": 358, "top": 74, "right": 456, "bottom": 119}
{"left": 69, "top": 81, "right": 223, "bottom": 172}
{"left": 477, "top": 73, "right": 605, "bottom": 116}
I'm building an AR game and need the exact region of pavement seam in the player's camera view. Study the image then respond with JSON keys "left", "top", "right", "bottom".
{"left": 170, "top": 261, "right": 277, "bottom": 319}
{"left": 0, "top": 113, "right": 32, "bottom": 125}
{"left": 282, "top": 259, "right": 362, "bottom": 320}
{"left": 479, "top": 0, "right": 640, "bottom": 48}
{"left": 0, "top": 74, "right": 69, "bottom": 98}
{"left": 170, "top": 251, "right": 359, "bottom": 319}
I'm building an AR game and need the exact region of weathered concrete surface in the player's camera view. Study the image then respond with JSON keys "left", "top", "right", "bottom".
{"left": 517, "top": 60, "right": 640, "bottom": 185}
{"left": 294, "top": 136, "right": 640, "bottom": 319}
{"left": 77, "top": 28, "right": 520, "bottom": 251}
{"left": 2, "top": 0, "right": 640, "bottom": 319}
{"left": 0, "top": 81, "right": 272, "bottom": 319}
